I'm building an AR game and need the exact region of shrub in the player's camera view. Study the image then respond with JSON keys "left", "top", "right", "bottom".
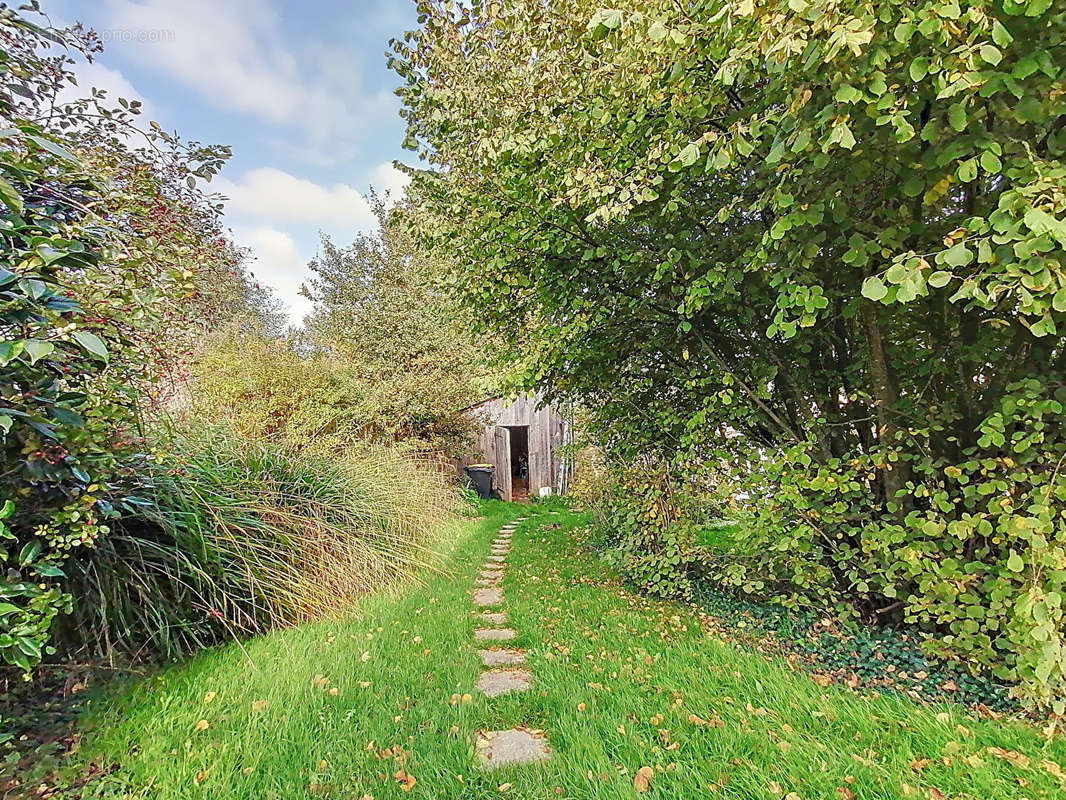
{"left": 572, "top": 451, "right": 707, "bottom": 600}
{"left": 0, "top": 7, "right": 248, "bottom": 673}
{"left": 52, "top": 426, "right": 457, "bottom": 661}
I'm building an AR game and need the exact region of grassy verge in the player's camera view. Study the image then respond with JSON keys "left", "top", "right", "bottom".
{"left": 35, "top": 502, "right": 1066, "bottom": 799}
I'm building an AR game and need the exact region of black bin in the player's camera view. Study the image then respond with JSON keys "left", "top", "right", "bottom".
{"left": 464, "top": 464, "right": 495, "bottom": 499}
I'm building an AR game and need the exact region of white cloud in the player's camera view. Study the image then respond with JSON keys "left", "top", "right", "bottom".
{"left": 367, "top": 162, "right": 411, "bottom": 204}
{"left": 101, "top": 0, "right": 394, "bottom": 162}
{"left": 234, "top": 226, "right": 314, "bottom": 325}
{"left": 214, "top": 167, "right": 377, "bottom": 231}
{"left": 103, "top": 0, "right": 300, "bottom": 123}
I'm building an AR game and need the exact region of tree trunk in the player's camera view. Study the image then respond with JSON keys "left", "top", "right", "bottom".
{"left": 861, "top": 302, "right": 909, "bottom": 510}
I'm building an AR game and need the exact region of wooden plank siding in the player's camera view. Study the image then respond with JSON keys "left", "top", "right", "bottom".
{"left": 460, "top": 392, "right": 570, "bottom": 501}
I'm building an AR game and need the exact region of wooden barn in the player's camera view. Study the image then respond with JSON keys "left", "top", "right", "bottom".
{"left": 461, "top": 393, "right": 572, "bottom": 501}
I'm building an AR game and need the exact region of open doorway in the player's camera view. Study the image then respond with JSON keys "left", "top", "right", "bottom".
{"left": 505, "top": 425, "right": 529, "bottom": 501}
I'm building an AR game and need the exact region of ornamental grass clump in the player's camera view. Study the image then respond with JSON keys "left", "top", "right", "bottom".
{"left": 55, "top": 427, "right": 456, "bottom": 661}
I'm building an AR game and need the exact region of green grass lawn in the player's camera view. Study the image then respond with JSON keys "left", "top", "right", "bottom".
{"left": 61, "top": 502, "right": 1066, "bottom": 799}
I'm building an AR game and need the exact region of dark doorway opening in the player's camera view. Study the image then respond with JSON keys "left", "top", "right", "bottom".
{"left": 506, "top": 425, "right": 529, "bottom": 501}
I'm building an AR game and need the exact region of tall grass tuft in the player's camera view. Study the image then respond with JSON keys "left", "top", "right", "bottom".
{"left": 55, "top": 427, "right": 457, "bottom": 661}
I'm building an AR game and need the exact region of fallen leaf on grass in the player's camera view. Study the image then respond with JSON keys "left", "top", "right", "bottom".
{"left": 988, "top": 747, "right": 1030, "bottom": 769}
{"left": 251, "top": 700, "right": 268, "bottom": 711}
{"left": 498, "top": 783, "right": 512, "bottom": 792}
{"left": 394, "top": 769, "right": 416, "bottom": 791}
{"left": 194, "top": 719, "right": 210, "bottom": 732}
{"left": 203, "top": 691, "right": 217, "bottom": 704}
{"left": 633, "top": 766, "right": 655, "bottom": 792}
{"left": 1042, "top": 759, "right": 1066, "bottom": 782}
{"left": 837, "top": 787, "right": 855, "bottom": 800}
{"left": 194, "top": 770, "right": 208, "bottom": 785}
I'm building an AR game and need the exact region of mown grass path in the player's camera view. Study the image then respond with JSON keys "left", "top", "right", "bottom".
{"left": 71, "top": 502, "right": 1066, "bottom": 799}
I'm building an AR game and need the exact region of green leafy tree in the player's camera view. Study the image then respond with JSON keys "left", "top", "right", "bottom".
{"left": 301, "top": 200, "right": 492, "bottom": 455}
{"left": 394, "top": 0, "right": 1066, "bottom": 709}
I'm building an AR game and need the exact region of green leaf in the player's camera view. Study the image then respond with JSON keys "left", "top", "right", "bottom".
{"left": 1015, "top": 96, "right": 1043, "bottom": 123}
{"left": 979, "top": 45, "right": 1002, "bottom": 66}
{"left": 1024, "top": 208, "right": 1066, "bottom": 247}
{"left": 947, "top": 102, "right": 967, "bottom": 132}
{"left": 829, "top": 120, "right": 856, "bottom": 150}
{"left": 979, "top": 150, "right": 1002, "bottom": 174}
{"left": 928, "top": 271, "right": 952, "bottom": 288}
{"left": 834, "top": 85, "right": 862, "bottom": 104}
{"left": 677, "top": 142, "right": 700, "bottom": 168}
{"left": 1053, "top": 287, "right": 1066, "bottom": 312}
{"left": 49, "top": 406, "right": 84, "bottom": 428}
{"left": 901, "top": 175, "right": 924, "bottom": 197}
{"left": 992, "top": 21, "right": 1014, "bottom": 47}
{"left": 22, "top": 339, "right": 54, "bottom": 364}
{"left": 18, "top": 539, "right": 42, "bottom": 566}
{"left": 0, "top": 341, "right": 25, "bottom": 365}
{"left": 943, "top": 243, "right": 974, "bottom": 267}
{"left": 0, "top": 176, "right": 23, "bottom": 215}
{"left": 1006, "top": 551, "right": 1025, "bottom": 573}
{"left": 861, "top": 276, "right": 888, "bottom": 301}
{"left": 893, "top": 22, "right": 915, "bottom": 43}
{"left": 647, "top": 19, "right": 668, "bottom": 41}
{"left": 957, "top": 158, "right": 977, "bottom": 183}
{"left": 72, "top": 330, "right": 109, "bottom": 362}
{"left": 909, "top": 57, "right": 929, "bottom": 82}
{"left": 27, "top": 134, "right": 80, "bottom": 163}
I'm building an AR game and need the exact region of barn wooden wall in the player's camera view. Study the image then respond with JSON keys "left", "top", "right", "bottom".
{"left": 461, "top": 393, "right": 569, "bottom": 500}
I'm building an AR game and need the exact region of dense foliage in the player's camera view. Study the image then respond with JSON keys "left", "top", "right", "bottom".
{"left": 0, "top": 8, "right": 252, "bottom": 674}
{"left": 394, "top": 0, "right": 1066, "bottom": 710}
{"left": 194, "top": 204, "right": 490, "bottom": 458}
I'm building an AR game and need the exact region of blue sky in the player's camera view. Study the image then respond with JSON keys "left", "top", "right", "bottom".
{"left": 51, "top": 0, "right": 418, "bottom": 324}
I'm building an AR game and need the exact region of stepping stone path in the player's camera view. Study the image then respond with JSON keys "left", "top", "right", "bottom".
{"left": 479, "top": 648, "right": 525, "bottom": 666}
{"left": 476, "top": 728, "right": 551, "bottom": 768}
{"left": 476, "top": 667, "right": 533, "bottom": 697}
{"left": 474, "top": 627, "right": 515, "bottom": 642}
{"left": 470, "top": 516, "right": 551, "bottom": 768}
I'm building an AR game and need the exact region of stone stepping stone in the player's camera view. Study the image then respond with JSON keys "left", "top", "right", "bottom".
{"left": 473, "top": 588, "right": 503, "bottom": 606}
{"left": 491, "top": 546, "right": 510, "bottom": 554}
{"left": 474, "top": 627, "right": 516, "bottom": 642}
{"left": 475, "top": 577, "right": 500, "bottom": 587}
{"left": 478, "top": 611, "right": 508, "bottom": 624}
{"left": 476, "top": 728, "right": 550, "bottom": 767}
{"left": 480, "top": 570, "right": 504, "bottom": 581}
{"left": 479, "top": 648, "right": 525, "bottom": 666}
{"left": 475, "top": 667, "right": 532, "bottom": 697}
{"left": 487, "top": 555, "right": 506, "bottom": 564}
